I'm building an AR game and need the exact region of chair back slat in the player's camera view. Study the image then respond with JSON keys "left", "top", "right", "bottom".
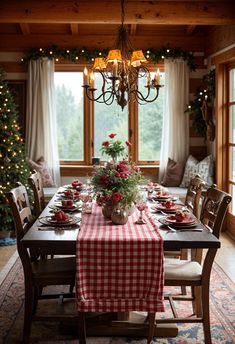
{"left": 6, "top": 184, "right": 35, "bottom": 275}
{"left": 200, "top": 187, "right": 232, "bottom": 239}
{"left": 28, "top": 170, "right": 45, "bottom": 217}
{"left": 185, "top": 174, "right": 205, "bottom": 218}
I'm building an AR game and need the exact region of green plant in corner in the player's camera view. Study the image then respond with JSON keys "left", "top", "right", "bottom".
{"left": 185, "top": 69, "right": 215, "bottom": 137}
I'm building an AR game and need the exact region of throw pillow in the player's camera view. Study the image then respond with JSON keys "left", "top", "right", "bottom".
{"left": 162, "top": 158, "right": 185, "bottom": 187}
{"left": 28, "top": 157, "right": 55, "bottom": 187}
{"left": 180, "top": 154, "right": 214, "bottom": 188}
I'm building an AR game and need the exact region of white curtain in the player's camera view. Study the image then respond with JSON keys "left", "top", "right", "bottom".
{"left": 26, "top": 58, "right": 61, "bottom": 186}
{"left": 159, "top": 58, "right": 189, "bottom": 182}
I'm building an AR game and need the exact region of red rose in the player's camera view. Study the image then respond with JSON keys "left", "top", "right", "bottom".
{"left": 120, "top": 173, "right": 128, "bottom": 179}
{"left": 111, "top": 192, "right": 123, "bottom": 204}
{"left": 114, "top": 172, "right": 121, "bottom": 178}
{"left": 125, "top": 140, "right": 132, "bottom": 147}
{"left": 102, "top": 141, "right": 109, "bottom": 147}
{"left": 108, "top": 133, "right": 117, "bottom": 138}
{"left": 100, "top": 175, "right": 109, "bottom": 185}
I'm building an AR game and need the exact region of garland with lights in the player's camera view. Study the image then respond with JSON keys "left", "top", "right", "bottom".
{"left": 185, "top": 69, "right": 215, "bottom": 137}
{"left": 21, "top": 45, "right": 197, "bottom": 71}
{"left": 0, "top": 69, "right": 32, "bottom": 233}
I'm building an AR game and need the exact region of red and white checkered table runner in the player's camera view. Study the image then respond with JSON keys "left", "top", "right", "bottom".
{"left": 76, "top": 204, "right": 164, "bottom": 313}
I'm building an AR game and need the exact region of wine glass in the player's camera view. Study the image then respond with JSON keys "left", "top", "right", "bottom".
{"left": 80, "top": 192, "right": 90, "bottom": 213}
{"left": 135, "top": 192, "right": 147, "bottom": 224}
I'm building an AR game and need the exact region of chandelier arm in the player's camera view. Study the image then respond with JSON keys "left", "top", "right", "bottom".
{"left": 131, "top": 87, "right": 161, "bottom": 103}
{"left": 84, "top": 86, "right": 116, "bottom": 105}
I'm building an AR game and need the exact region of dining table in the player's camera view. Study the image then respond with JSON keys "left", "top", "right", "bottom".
{"left": 21, "top": 186, "right": 221, "bottom": 338}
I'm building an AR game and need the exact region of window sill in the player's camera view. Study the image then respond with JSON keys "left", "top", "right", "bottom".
{"left": 60, "top": 164, "right": 159, "bottom": 177}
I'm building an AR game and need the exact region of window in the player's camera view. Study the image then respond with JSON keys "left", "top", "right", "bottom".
{"left": 138, "top": 72, "right": 164, "bottom": 162}
{"left": 54, "top": 72, "right": 84, "bottom": 161}
{"left": 54, "top": 66, "right": 164, "bottom": 166}
{"left": 93, "top": 72, "right": 128, "bottom": 161}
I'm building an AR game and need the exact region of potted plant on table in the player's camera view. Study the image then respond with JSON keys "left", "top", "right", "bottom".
{"left": 91, "top": 134, "right": 144, "bottom": 224}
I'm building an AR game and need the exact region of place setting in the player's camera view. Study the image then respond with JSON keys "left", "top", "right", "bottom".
{"left": 38, "top": 210, "right": 81, "bottom": 231}
{"left": 49, "top": 199, "right": 82, "bottom": 213}
{"left": 158, "top": 209, "right": 202, "bottom": 231}
{"left": 151, "top": 199, "right": 185, "bottom": 214}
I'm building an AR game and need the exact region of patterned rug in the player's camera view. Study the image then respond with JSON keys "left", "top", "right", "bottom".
{"left": 0, "top": 256, "right": 234, "bottom": 344}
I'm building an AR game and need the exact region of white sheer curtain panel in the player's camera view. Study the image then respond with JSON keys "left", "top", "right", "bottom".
{"left": 159, "top": 58, "right": 189, "bottom": 182}
{"left": 26, "top": 58, "right": 61, "bottom": 186}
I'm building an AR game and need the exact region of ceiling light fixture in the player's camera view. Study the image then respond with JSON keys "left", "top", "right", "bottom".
{"left": 82, "top": 0, "right": 163, "bottom": 111}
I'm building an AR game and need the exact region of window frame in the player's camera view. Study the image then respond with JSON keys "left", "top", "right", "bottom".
{"left": 55, "top": 62, "right": 164, "bottom": 171}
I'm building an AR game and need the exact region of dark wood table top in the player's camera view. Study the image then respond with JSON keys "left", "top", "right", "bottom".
{"left": 22, "top": 191, "right": 221, "bottom": 254}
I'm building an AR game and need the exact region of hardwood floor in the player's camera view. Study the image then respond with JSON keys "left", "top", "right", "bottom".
{"left": 0, "top": 232, "right": 234, "bottom": 282}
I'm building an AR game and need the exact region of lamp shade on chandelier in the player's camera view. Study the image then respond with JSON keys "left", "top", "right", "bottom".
{"left": 82, "top": 0, "right": 163, "bottom": 111}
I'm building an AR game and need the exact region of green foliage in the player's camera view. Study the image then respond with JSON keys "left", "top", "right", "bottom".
{"left": 91, "top": 160, "right": 144, "bottom": 209}
{"left": 55, "top": 84, "right": 83, "bottom": 160}
{"left": 22, "top": 45, "right": 197, "bottom": 71}
{"left": 0, "top": 69, "right": 32, "bottom": 231}
{"left": 100, "top": 134, "right": 129, "bottom": 162}
{"left": 185, "top": 69, "right": 215, "bottom": 136}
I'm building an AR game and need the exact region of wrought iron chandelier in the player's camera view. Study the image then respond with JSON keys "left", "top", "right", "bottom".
{"left": 82, "top": 0, "right": 163, "bottom": 111}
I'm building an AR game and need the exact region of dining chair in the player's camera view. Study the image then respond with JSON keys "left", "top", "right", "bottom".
{"left": 152, "top": 186, "right": 232, "bottom": 344}
{"left": 6, "top": 184, "right": 84, "bottom": 344}
{"left": 165, "top": 174, "right": 206, "bottom": 293}
{"left": 184, "top": 174, "right": 206, "bottom": 218}
{"left": 28, "top": 169, "right": 46, "bottom": 217}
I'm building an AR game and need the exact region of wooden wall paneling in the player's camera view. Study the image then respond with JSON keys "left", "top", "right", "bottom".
{"left": 0, "top": 61, "right": 27, "bottom": 73}
{"left": 0, "top": 33, "right": 207, "bottom": 52}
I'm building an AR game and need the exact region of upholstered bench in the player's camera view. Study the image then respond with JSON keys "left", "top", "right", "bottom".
{"left": 166, "top": 187, "right": 187, "bottom": 202}
{"left": 43, "top": 187, "right": 58, "bottom": 204}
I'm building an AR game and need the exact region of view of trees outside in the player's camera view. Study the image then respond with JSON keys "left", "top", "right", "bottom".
{"left": 94, "top": 72, "right": 128, "bottom": 160}
{"left": 54, "top": 70, "right": 165, "bottom": 162}
{"left": 54, "top": 72, "right": 84, "bottom": 160}
{"left": 138, "top": 71, "right": 165, "bottom": 161}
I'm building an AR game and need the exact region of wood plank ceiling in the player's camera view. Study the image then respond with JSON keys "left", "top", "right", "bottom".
{"left": 0, "top": 0, "right": 234, "bottom": 53}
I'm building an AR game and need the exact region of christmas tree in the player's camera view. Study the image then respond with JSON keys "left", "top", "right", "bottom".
{"left": 0, "top": 69, "right": 31, "bottom": 232}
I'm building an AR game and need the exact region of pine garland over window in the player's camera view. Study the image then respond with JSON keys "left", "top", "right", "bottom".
{"left": 21, "top": 44, "right": 197, "bottom": 71}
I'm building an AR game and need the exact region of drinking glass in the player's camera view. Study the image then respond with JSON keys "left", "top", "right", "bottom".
{"left": 135, "top": 192, "right": 147, "bottom": 224}
{"left": 80, "top": 192, "right": 90, "bottom": 213}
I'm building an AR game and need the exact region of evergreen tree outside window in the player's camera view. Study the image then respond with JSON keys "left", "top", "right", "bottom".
{"left": 54, "top": 72, "right": 84, "bottom": 161}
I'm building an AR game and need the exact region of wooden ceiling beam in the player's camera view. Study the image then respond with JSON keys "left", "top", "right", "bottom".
{"left": 186, "top": 25, "right": 196, "bottom": 35}
{"left": 0, "top": 33, "right": 206, "bottom": 52}
{"left": 70, "top": 23, "right": 79, "bottom": 35}
{"left": 19, "top": 23, "right": 30, "bottom": 35}
{"left": 130, "top": 24, "right": 137, "bottom": 36}
{"left": 0, "top": 1, "right": 235, "bottom": 25}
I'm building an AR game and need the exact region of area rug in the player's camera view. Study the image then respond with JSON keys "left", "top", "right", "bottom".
{"left": 0, "top": 256, "right": 234, "bottom": 344}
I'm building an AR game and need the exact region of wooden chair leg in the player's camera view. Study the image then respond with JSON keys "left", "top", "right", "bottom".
{"left": 202, "top": 284, "right": 212, "bottom": 344}
{"left": 147, "top": 312, "right": 155, "bottom": 344}
{"left": 23, "top": 285, "right": 35, "bottom": 344}
{"left": 78, "top": 312, "right": 86, "bottom": 344}
{"left": 192, "top": 286, "right": 202, "bottom": 316}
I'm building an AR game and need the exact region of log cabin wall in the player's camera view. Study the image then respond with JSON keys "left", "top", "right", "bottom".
{"left": 0, "top": 0, "right": 235, "bottom": 170}
{"left": 0, "top": 50, "right": 208, "bottom": 163}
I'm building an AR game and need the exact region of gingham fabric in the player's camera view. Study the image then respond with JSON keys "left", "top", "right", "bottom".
{"left": 76, "top": 204, "right": 164, "bottom": 313}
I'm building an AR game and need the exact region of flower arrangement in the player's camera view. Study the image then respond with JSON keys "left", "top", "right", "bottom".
{"left": 91, "top": 158, "right": 143, "bottom": 212}
{"left": 101, "top": 133, "right": 132, "bottom": 162}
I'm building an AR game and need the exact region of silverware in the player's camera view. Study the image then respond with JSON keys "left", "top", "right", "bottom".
{"left": 178, "top": 228, "right": 203, "bottom": 232}
{"left": 38, "top": 225, "right": 80, "bottom": 231}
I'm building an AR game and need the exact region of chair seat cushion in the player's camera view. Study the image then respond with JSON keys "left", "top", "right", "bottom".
{"left": 164, "top": 258, "right": 202, "bottom": 281}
